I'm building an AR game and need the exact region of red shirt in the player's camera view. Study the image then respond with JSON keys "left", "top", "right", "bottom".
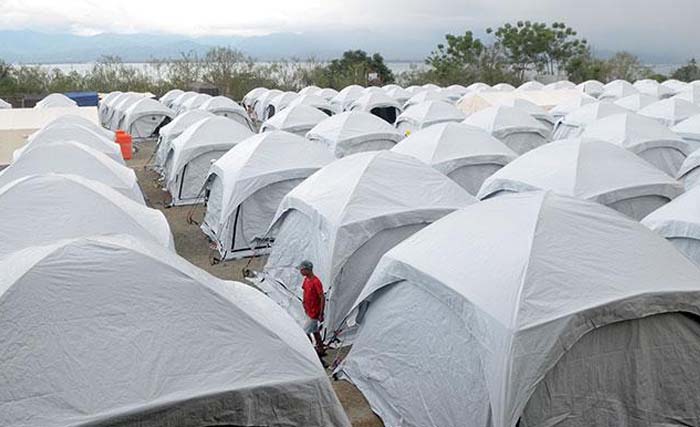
{"left": 302, "top": 275, "right": 324, "bottom": 320}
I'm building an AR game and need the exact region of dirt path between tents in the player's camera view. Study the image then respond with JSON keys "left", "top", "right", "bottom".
{"left": 128, "top": 140, "right": 383, "bottom": 427}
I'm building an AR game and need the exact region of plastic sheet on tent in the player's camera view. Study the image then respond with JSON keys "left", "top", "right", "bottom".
{"left": 261, "top": 150, "right": 476, "bottom": 334}
{"left": 0, "top": 174, "right": 172, "bottom": 256}
{"left": 478, "top": 138, "right": 684, "bottom": 220}
{"left": 338, "top": 191, "right": 700, "bottom": 427}
{"left": 0, "top": 235, "right": 350, "bottom": 427}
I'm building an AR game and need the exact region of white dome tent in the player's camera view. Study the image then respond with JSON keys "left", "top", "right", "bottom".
{"left": 661, "top": 79, "right": 689, "bottom": 95}
{"left": 544, "top": 80, "right": 575, "bottom": 91}
{"left": 403, "top": 90, "right": 453, "bottom": 110}
{"left": 634, "top": 79, "right": 674, "bottom": 98}
{"left": 264, "top": 91, "right": 299, "bottom": 120}
{"left": 164, "top": 116, "right": 253, "bottom": 206}
{"left": 672, "top": 85, "right": 700, "bottom": 105}
{"left": 548, "top": 93, "right": 596, "bottom": 120}
{"left": 1, "top": 141, "right": 145, "bottom": 203}
{"left": 158, "top": 88, "right": 184, "bottom": 108}
{"left": 0, "top": 174, "right": 172, "bottom": 256}
{"left": 0, "top": 97, "right": 11, "bottom": 109}
{"left": 0, "top": 234, "right": 350, "bottom": 427}
{"left": 201, "top": 131, "right": 335, "bottom": 260}
{"left": 638, "top": 97, "right": 700, "bottom": 127}
{"left": 491, "top": 97, "right": 556, "bottom": 130}
{"left": 34, "top": 93, "right": 77, "bottom": 109}
{"left": 287, "top": 93, "right": 334, "bottom": 116}
{"left": 118, "top": 97, "right": 174, "bottom": 138}
{"left": 242, "top": 87, "right": 268, "bottom": 109}
{"left": 517, "top": 81, "right": 545, "bottom": 91}
{"left": 384, "top": 86, "right": 413, "bottom": 104}
{"left": 349, "top": 92, "right": 402, "bottom": 123}
{"left": 678, "top": 150, "right": 700, "bottom": 190}
{"left": 391, "top": 122, "right": 518, "bottom": 195}
{"left": 199, "top": 95, "right": 253, "bottom": 129}
{"left": 260, "top": 104, "right": 329, "bottom": 136}
{"left": 252, "top": 88, "right": 284, "bottom": 122}
{"left": 466, "top": 82, "right": 491, "bottom": 93}
{"left": 15, "top": 124, "right": 124, "bottom": 164}
{"left": 153, "top": 110, "right": 215, "bottom": 172}
{"left": 552, "top": 101, "right": 627, "bottom": 140}
{"left": 260, "top": 150, "right": 476, "bottom": 334}
{"left": 181, "top": 93, "right": 212, "bottom": 111}
{"left": 38, "top": 113, "right": 114, "bottom": 140}
{"left": 318, "top": 87, "right": 339, "bottom": 100}
{"left": 306, "top": 111, "right": 403, "bottom": 158}
{"left": 478, "top": 138, "right": 683, "bottom": 220}
{"left": 643, "top": 186, "right": 700, "bottom": 267}
{"left": 330, "top": 85, "right": 364, "bottom": 113}
{"left": 395, "top": 100, "right": 465, "bottom": 135}
{"left": 491, "top": 82, "right": 516, "bottom": 92}
{"left": 299, "top": 85, "right": 322, "bottom": 96}
{"left": 462, "top": 105, "right": 550, "bottom": 154}
{"left": 672, "top": 114, "right": 700, "bottom": 152}
{"left": 337, "top": 191, "right": 700, "bottom": 427}
{"left": 169, "top": 91, "right": 197, "bottom": 113}
{"left": 98, "top": 91, "right": 122, "bottom": 124}
{"left": 614, "top": 93, "right": 658, "bottom": 111}
{"left": 580, "top": 112, "right": 691, "bottom": 176}
{"left": 599, "top": 80, "right": 639, "bottom": 101}
{"left": 108, "top": 94, "right": 142, "bottom": 130}
{"left": 576, "top": 80, "right": 604, "bottom": 98}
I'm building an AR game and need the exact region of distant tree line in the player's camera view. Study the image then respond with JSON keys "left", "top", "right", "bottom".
{"left": 1, "top": 20, "right": 699, "bottom": 103}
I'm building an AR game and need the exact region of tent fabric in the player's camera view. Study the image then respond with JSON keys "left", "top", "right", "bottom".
{"left": 638, "top": 98, "right": 700, "bottom": 127}
{"left": 391, "top": 122, "right": 518, "bottom": 195}
{"left": 170, "top": 91, "right": 198, "bottom": 113}
{"left": 306, "top": 111, "right": 403, "bottom": 158}
{"left": 599, "top": 80, "right": 640, "bottom": 101}
{"left": 517, "top": 81, "right": 545, "bottom": 91}
{"left": 0, "top": 98, "right": 11, "bottom": 109}
{"left": 662, "top": 79, "right": 689, "bottom": 94}
{"left": 154, "top": 110, "right": 215, "bottom": 171}
{"left": 15, "top": 124, "right": 124, "bottom": 165}
{"left": 441, "top": 84, "right": 468, "bottom": 101}
{"left": 242, "top": 87, "right": 269, "bottom": 108}
{"left": 462, "top": 105, "right": 550, "bottom": 154}
{"left": 549, "top": 93, "right": 597, "bottom": 120}
{"left": 634, "top": 79, "right": 674, "bottom": 98}
{"left": 478, "top": 138, "right": 684, "bottom": 220}
{"left": 544, "top": 80, "right": 575, "bottom": 91}
{"left": 253, "top": 89, "right": 283, "bottom": 122}
{"left": 384, "top": 86, "right": 412, "bottom": 104}
{"left": 330, "top": 85, "right": 365, "bottom": 113}
{"left": 491, "top": 83, "right": 516, "bottom": 92}
{"left": 318, "top": 88, "right": 339, "bottom": 100}
{"left": 287, "top": 94, "right": 334, "bottom": 115}
{"left": 614, "top": 93, "right": 658, "bottom": 111}
{"left": 120, "top": 97, "right": 174, "bottom": 138}
{"left": 672, "top": 85, "right": 700, "bottom": 105}
{"left": 490, "top": 97, "right": 555, "bottom": 128}
{"left": 262, "top": 150, "right": 476, "bottom": 333}
{"left": 199, "top": 96, "right": 253, "bottom": 129}
{"left": 466, "top": 82, "right": 491, "bottom": 92}
{"left": 337, "top": 191, "right": 700, "bottom": 427}
{"left": 349, "top": 92, "right": 402, "bottom": 113}
{"left": 202, "top": 130, "right": 334, "bottom": 259}
{"left": 34, "top": 93, "right": 78, "bottom": 109}
{"left": 0, "top": 174, "right": 172, "bottom": 256}
{"left": 107, "top": 94, "right": 143, "bottom": 130}
{"left": 98, "top": 91, "right": 122, "bottom": 123}
{"left": 158, "top": 89, "right": 184, "bottom": 108}
{"left": 576, "top": 80, "right": 604, "bottom": 98}
{"left": 552, "top": 101, "right": 628, "bottom": 140}
{"left": 165, "top": 116, "right": 253, "bottom": 205}
{"left": 181, "top": 93, "right": 212, "bottom": 111}
{"left": 395, "top": 100, "right": 465, "bottom": 135}
{"left": 580, "top": 112, "right": 691, "bottom": 176}
{"left": 1, "top": 141, "right": 144, "bottom": 203}
{"left": 0, "top": 234, "right": 350, "bottom": 427}
{"left": 643, "top": 186, "right": 700, "bottom": 266}
{"left": 37, "top": 113, "right": 114, "bottom": 141}
{"left": 265, "top": 92, "right": 299, "bottom": 120}
{"left": 672, "top": 114, "right": 700, "bottom": 152}
{"left": 403, "top": 91, "right": 453, "bottom": 110}
{"left": 299, "top": 85, "right": 322, "bottom": 96}
{"left": 260, "top": 104, "right": 329, "bottom": 136}
{"left": 679, "top": 150, "right": 700, "bottom": 190}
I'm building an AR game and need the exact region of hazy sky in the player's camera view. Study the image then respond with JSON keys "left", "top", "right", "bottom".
{"left": 1, "top": 0, "right": 699, "bottom": 57}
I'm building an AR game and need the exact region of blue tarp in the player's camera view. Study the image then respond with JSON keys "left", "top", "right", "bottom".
{"left": 64, "top": 91, "right": 99, "bottom": 107}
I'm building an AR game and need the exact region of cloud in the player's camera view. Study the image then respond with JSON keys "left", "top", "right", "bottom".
{"left": 0, "top": 0, "right": 698, "bottom": 59}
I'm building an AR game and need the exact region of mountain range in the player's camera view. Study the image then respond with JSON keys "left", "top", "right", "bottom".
{"left": 0, "top": 30, "right": 687, "bottom": 64}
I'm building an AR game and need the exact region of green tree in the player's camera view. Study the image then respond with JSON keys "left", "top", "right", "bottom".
{"left": 565, "top": 48, "right": 610, "bottom": 83}
{"left": 426, "top": 31, "right": 484, "bottom": 82}
{"left": 672, "top": 58, "right": 700, "bottom": 82}
{"left": 317, "top": 50, "right": 395, "bottom": 89}
{"left": 605, "top": 51, "right": 651, "bottom": 81}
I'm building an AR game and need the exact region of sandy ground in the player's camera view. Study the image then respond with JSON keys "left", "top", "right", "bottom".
{"left": 128, "top": 140, "right": 383, "bottom": 427}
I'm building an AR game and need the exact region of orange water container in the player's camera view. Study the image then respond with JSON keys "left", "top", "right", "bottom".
{"left": 115, "top": 130, "right": 133, "bottom": 160}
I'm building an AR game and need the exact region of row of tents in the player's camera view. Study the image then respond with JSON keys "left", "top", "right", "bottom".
{"left": 127, "top": 78, "right": 700, "bottom": 426}
{"left": 0, "top": 113, "right": 350, "bottom": 425}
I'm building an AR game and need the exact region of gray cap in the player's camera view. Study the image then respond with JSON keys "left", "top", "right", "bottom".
{"left": 298, "top": 260, "right": 313, "bottom": 270}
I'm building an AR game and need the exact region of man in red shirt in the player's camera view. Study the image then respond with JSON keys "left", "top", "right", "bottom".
{"left": 299, "top": 260, "right": 326, "bottom": 358}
